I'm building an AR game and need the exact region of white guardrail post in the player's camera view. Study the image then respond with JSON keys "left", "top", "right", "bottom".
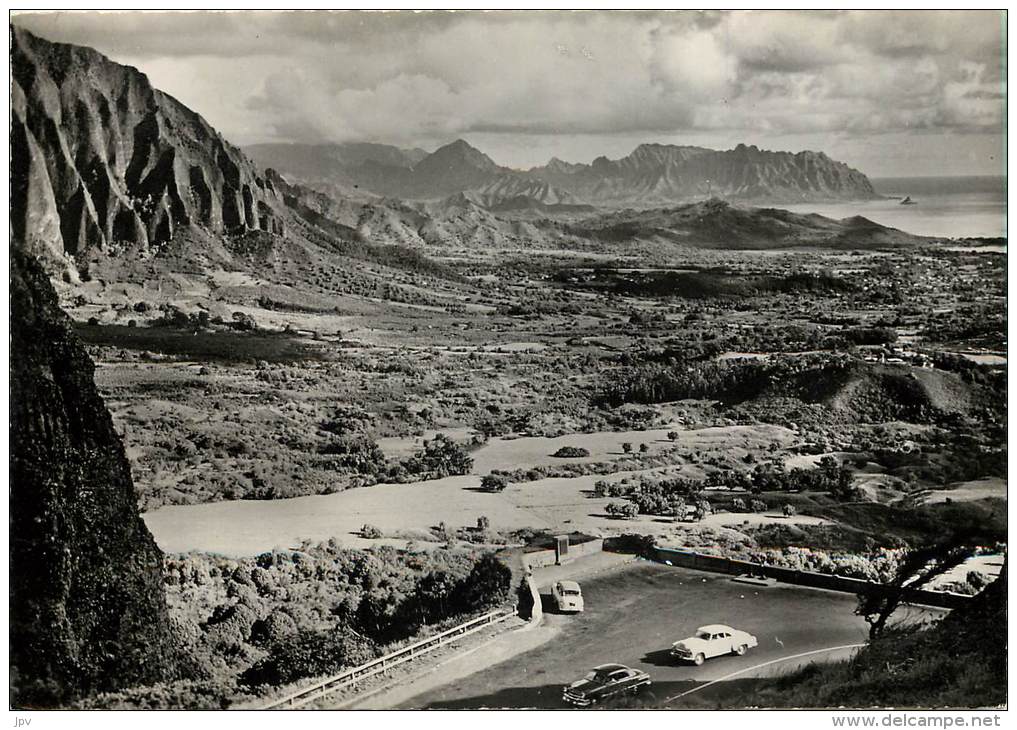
{"left": 257, "top": 607, "right": 515, "bottom": 710}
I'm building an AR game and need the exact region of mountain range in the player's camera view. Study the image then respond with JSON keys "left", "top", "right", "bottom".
{"left": 10, "top": 24, "right": 926, "bottom": 293}
{"left": 246, "top": 138, "right": 879, "bottom": 207}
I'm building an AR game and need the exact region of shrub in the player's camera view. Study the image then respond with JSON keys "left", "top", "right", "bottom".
{"left": 242, "top": 629, "right": 374, "bottom": 686}
{"left": 476, "top": 515, "right": 491, "bottom": 532}
{"left": 321, "top": 436, "right": 388, "bottom": 475}
{"left": 731, "top": 498, "right": 747, "bottom": 512}
{"left": 552, "top": 446, "right": 590, "bottom": 458}
{"left": 231, "top": 311, "right": 257, "bottom": 331}
{"left": 621, "top": 442, "right": 633, "bottom": 454}
{"left": 783, "top": 504, "right": 797, "bottom": 517}
{"left": 360, "top": 524, "right": 383, "bottom": 539}
{"left": 966, "top": 570, "right": 989, "bottom": 592}
{"left": 639, "top": 443, "right": 650, "bottom": 453}
{"left": 606, "top": 502, "right": 638, "bottom": 520}
{"left": 480, "top": 474, "right": 509, "bottom": 492}
{"left": 750, "top": 499, "right": 768, "bottom": 513}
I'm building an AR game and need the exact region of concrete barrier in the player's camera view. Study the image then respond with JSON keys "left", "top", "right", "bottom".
{"left": 653, "top": 546, "right": 972, "bottom": 609}
{"left": 522, "top": 536, "right": 604, "bottom": 569}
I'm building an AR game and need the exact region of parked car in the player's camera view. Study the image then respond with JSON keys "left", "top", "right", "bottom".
{"left": 670, "top": 624, "right": 758, "bottom": 665}
{"left": 552, "top": 580, "right": 585, "bottom": 613}
{"left": 563, "top": 663, "right": 651, "bottom": 707}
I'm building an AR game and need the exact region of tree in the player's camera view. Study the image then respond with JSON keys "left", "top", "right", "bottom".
{"left": 480, "top": 473, "right": 509, "bottom": 492}
{"left": 697, "top": 499, "right": 713, "bottom": 521}
{"left": 855, "top": 541, "right": 975, "bottom": 639}
{"left": 621, "top": 442, "right": 633, "bottom": 454}
{"left": 639, "top": 443, "right": 650, "bottom": 453}
{"left": 666, "top": 496, "right": 687, "bottom": 522}
{"left": 360, "top": 524, "right": 383, "bottom": 539}
{"left": 667, "top": 432, "right": 679, "bottom": 442}
{"left": 731, "top": 498, "right": 746, "bottom": 512}
{"left": 782, "top": 503, "right": 797, "bottom": 517}
{"left": 476, "top": 515, "right": 491, "bottom": 532}
{"left": 750, "top": 499, "right": 767, "bottom": 513}
{"left": 452, "top": 553, "right": 512, "bottom": 613}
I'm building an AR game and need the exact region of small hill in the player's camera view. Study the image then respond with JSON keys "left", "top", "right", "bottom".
{"left": 568, "top": 199, "right": 931, "bottom": 250}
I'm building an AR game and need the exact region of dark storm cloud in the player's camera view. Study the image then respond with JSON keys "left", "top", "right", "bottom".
{"left": 11, "top": 9, "right": 1005, "bottom": 168}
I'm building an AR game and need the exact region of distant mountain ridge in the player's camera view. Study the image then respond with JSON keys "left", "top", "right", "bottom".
{"left": 244, "top": 138, "right": 878, "bottom": 207}
{"left": 529, "top": 143, "right": 878, "bottom": 205}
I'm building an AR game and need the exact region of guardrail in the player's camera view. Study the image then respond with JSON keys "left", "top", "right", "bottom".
{"left": 259, "top": 608, "right": 517, "bottom": 710}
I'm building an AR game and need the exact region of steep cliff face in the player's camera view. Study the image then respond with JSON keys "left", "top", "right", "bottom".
{"left": 10, "top": 27, "right": 284, "bottom": 277}
{"left": 10, "top": 250, "right": 179, "bottom": 706}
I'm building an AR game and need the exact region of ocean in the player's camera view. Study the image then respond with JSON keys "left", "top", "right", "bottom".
{"left": 780, "top": 175, "right": 1006, "bottom": 240}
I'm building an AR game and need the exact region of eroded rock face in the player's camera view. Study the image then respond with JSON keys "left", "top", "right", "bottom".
{"left": 10, "top": 26, "right": 284, "bottom": 276}
{"left": 10, "top": 250, "right": 179, "bottom": 706}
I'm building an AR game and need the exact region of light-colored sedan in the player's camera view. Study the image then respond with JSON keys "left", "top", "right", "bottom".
{"left": 670, "top": 624, "right": 758, "bottom": 665}
{"left": 552, "top": 580, "right": 585, "bottom": 613}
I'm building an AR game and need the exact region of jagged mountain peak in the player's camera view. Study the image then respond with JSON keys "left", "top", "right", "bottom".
{"left": 421, "top": 139, "right": 500, "bottom": 171}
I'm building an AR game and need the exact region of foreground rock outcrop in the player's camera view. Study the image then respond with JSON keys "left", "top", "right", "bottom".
{"left": 10, "top": 26, "right": 284, "bottom": 277}
{"left": 10, "top": 250, "right": 179, "bottom": 706}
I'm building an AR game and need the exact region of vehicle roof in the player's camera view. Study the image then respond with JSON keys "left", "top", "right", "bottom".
{"left": 696, "top": 624, "right": 735, "bottom": 633}
{"left": 557, "top": 580, "right": 581, "bottom": 591}
{"left": 592, "top": 663, "right": 629, "bottom": 672}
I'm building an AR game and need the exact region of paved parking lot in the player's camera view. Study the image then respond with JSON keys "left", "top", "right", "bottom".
{"left": 400, "top": 561, "right": 944, "bottom": 709}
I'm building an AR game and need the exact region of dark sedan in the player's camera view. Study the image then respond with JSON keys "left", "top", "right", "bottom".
{"left": 562, "top": 663, "right": 651, "bottom": 707}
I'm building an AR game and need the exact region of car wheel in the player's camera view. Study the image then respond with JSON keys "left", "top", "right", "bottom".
{"left": 734, "top": 644, "right": 748, "bottom": 656}
{"left": 694, "top": 653, "right": 705, "bottom": 666}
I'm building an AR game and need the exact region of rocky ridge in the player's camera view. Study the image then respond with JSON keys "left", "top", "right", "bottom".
{"left": 11, "top": 26, "right": 285, "bottom": 278}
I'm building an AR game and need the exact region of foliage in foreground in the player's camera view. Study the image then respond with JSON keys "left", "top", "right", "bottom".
{"left": 79, "top": 543, "right": 512, "bottom": 708}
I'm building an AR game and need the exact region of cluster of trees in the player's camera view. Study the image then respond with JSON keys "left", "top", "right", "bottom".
{"left": 161, "top": 543, "right": 512, "bottom": 696}
{"left": 594, "top": 356, "right": 854, "bottom": 408}
{"left": 152, "top": 306, "right": 257, "bottom": 332}
{"left": 316, "top": 433, "right": 474, "bottom": 484}
{"left": 594, "top": 458, "right": 856, "bottom": 520}
{"left": 742, "top": 545, "right": 904, "bottom": 583}
{"left": 595, "top": 476, "right": 712, "bottom": 520}
{"left": 742, "top": 457, "right": 858, "bottom": 499}
{"left": 397, "top": 434, "right": 474, "bottom": 481}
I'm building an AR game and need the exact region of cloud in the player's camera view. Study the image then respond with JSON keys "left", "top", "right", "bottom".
{"left": 11, "top": 9, "right": 1005, "bottom": 155}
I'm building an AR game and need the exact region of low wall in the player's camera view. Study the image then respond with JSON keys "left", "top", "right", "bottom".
{"left": 523, "top": 549, "right": 558, "bottom": 570}
{"left": 525, "top": 575, "right": 542, "bottom": 624}
{"left": 522, "top": 537, "right": 605, "bottom": 569}
{"left": 653, "top": 546, "right": 972, "bottom": 610}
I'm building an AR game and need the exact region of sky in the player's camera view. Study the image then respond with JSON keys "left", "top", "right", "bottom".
{"left": 11, "top": 10, "right": 1007, "bottom": 177}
